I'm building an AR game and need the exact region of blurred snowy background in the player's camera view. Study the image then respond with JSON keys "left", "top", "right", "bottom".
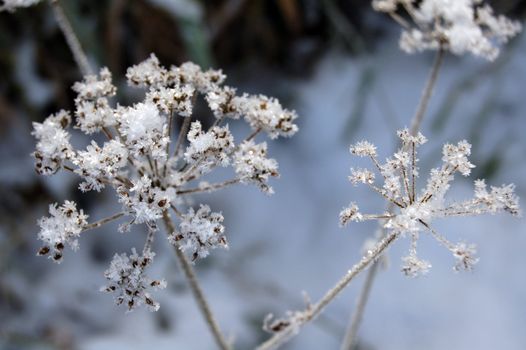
{"left": 1, "top": 1, "right": 525, "bottom": 349}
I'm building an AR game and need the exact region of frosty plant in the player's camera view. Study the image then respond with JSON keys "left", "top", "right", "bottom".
{"left": 257, "top": 1, "right": 521, "bottom": 350}
{"left": 342, "top": 129, "right": 520, "bottom": 276}
{"left": 372, "top": 0, "right": 522, "bottom": 61}
{"left": 32, "top": 54, "right": 298, "bottom": 349}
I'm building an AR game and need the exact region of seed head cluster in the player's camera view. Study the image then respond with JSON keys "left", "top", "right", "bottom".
{"left": 32, "top": 54, "right": 298, "bottom": 311}
{"left": 372, "top": 0, "right": 522, "bottom": 60}
{"left": 341, "top": 129, "right": 520, "bottom": 276}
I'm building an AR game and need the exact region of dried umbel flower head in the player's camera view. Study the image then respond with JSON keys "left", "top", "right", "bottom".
{"left": 33, "top": 54, "right": 298, "bottom": 311}
{"left": 341, "top": 129, "right": 520, "bottom": 276}
{"left": 101, "top": 247, "right": 167, "bottom": 312}
{"left": 169, "top": 205, "right": 228, "bottom": 261}
{"left": 36, "top": 201, "right": 88, "bottom": 263}
{"left": 372, "top": 0, "right": 522, "bottom": 60}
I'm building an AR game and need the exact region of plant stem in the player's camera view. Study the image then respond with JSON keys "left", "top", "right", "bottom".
{"left": 162, "top": 212, "right": 231, "bottom": 350}
{"left": 49, "top": 0, "right": 93, "bottom": 76}
{"left": 177, "top": 178, "right": 240, "bottom": 195}
{"left": 340, "top": 48, "right": 445, "bottom": 349}
{"left": 409, "top": 48, "right": 445, "bottom": 136}
{"left": 83, "top": 212, "right": 125, "bottom": 232}
{"left": 173, "top": 116, "right": 192, "bottom": 159}
{"left": 339, "top": 260, "right": 378, "bottom": 350}
{"left": 256, "top": 232, "right": 398, "bottom": 350}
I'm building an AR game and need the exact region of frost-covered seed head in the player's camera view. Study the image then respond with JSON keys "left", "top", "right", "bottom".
{"left": 32, "top": 55, "right": 298, "bottom": 312}
{"left": 126, "top": 53, "right": 167, "bottom": 87}
{"left": 373, "top": 0, "right": 522, "bottom": 60}
{"left": 37, "top": 201, "right": 88, "bottom": 263}
{"left": 350, "top": 140, "right": 377, "bottom": 157}
{"left": 72, "top": 67, "right": 116, "bottom": 101}
{"left": 73, "top": 140, "right": 128, "bottom": 192}
{"left": 452, "top": 243, "right": 479, "bottom": 271}
{"left": 349, "top": 168, "right": 375, "bottom": 185}
{"left": 206, "top": 86, "right": 240, "bottom": 119}
{"left": 101, "top": 248, "right": 166, "bottom": 312}
{"left": 401, "top": 254, "right": 431, "bottom": 277}
{"left": 117, "top": 102, "right": 168, "bottom": 161}
{"left": 339, "top": 203, "right": 362, "bottom": 227}
{"left": 235, "top": 94, "right": 299, "bottom": 139}
{"left": 184, "top": 121, "right": 234, "bottom": 172}
{"left": 342, "top": 130, "right": 520, "bottom": 275}
{"left": 31, "top": 110, "right": 73, "bottom": 175}
{"left": 442, "top": 140, "right": 475, "bottom": 176}
{"left": 233, "top": 140, "right": 279, "bottom": 194}
{"left": 172, "top": 205, "right": 228, "bottom": 261}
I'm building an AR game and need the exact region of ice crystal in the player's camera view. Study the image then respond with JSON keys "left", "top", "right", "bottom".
{"left": 32, "top": 54, "right": 298, "bottom": 311}
{"left": 341, "top": 129, "right": 520, "bottom": 276}
{"left": 372, "top": 0, "right": 522, "bottom": 60}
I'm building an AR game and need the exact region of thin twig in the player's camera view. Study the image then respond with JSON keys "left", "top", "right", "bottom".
{"left": 82, "top": 212, "right": 125, "bottom": 232}
{"left": 409, "top": 48, "right": 445, "bottom": 136}
{"left": 256, "top": 232, "right": 398, "bottom": 350}
{"left": 162, "top": 213, "right": 231, "bottom": 350}
{"left": 244, "top": 127, "right": 261, "bottom": 144}
{"left": 102, "top": 127, "right": 114, "bottom": 140}
{"left": 163, "top": 109, "right": 175, "bottom": 177}
{"left": 142, "top": 224, "right": 156, "bottom": 255}
{"left": 173, "top": 116, "right": 192, "bottom": 159}
{"left": 340, "top": 260, "right": 379, "bottom": 350}
{"left": 49, "top": 0, "right": 92, "bottom": 76}
{"left": 170, "top": 204, "right": 184, "bottom": 219}
{"left": 389, "top": 12, "right": 411, "bottom": 30}
{"left": 340, "top": 48, "right": 445, "bottom": 349}
{"left": 177, "top": 179, "right": 240, "bottom": 195}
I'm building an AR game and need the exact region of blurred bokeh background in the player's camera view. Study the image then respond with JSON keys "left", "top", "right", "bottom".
{"left": 1, "top": 1, "right": 526, "bottom": 349}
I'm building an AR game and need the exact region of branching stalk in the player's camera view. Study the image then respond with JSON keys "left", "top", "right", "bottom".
{"left": 162, "top": 213, "right": 231, "bottom": 350}
{"left": 173, "top": 116, "right": 192, "bottom": 159}
{"left": 340, "top": 260, "right": 379, "bottom": 350}
{"left": 49, "top": 0, "right": 93, "bottom": 76}
{"left": 256, "top": 232, "right": 398, "bottom": 350}
{"left": 340, "top": 48, "right": 445, "bottom": 349}
{"left": 177, "top": 179, "right": 241, "bottom": 195}
{"left": 83, "top": 212, "right": 125, "bottom": 232}
{"left": 409, "top": 48, "right": 445, "bottom": 136}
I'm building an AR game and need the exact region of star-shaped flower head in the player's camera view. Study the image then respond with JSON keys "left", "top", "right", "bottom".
{"left": 341, "top": 129, "right": 520, "bottom": 276}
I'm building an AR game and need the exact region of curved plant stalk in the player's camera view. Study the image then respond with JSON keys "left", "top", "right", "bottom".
{"left": 256, "top": 47, "right": 445, "bottom": 350}
{"left": 256, "top": 232, "right": 398, "bottom": 350}
{"left": 340, "top": 48, "right": 445, "bottom": 350}
{"left": 49, "top": 0, "right": 93, "bottom": 76}
{"left": 339, "top": 258, "right": 379, "bottom": 350}
{"left": 162, "top": 213, "right": 232, "bottom": 350}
